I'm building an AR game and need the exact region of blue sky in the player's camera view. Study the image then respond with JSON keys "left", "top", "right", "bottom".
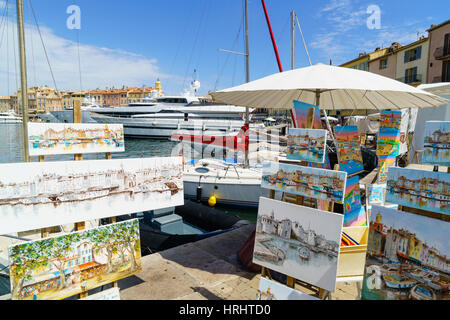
{"left": 0, "top": 0, "right": 449, "bottom": 96}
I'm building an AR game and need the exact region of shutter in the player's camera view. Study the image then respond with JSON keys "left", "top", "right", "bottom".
{"left": 405, "top": 69, "right": 409, "bottom": 83}
{"left": 404, "top": 51, "right": 409, "bottom": 63}
{"left": 413, "top": 67, "right": 418, "bottom": 82}
{"left": 416, "top": 46, "right": 422, "bottom": 59}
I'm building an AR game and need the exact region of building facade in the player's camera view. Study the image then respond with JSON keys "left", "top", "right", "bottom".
{"left": 395, "top": 37, "right": 429, "bottom": 87}
{"left": 427, "top": 20, "right": 450, "bottom": 83}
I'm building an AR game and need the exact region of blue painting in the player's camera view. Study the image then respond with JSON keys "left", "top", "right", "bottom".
{"left": 286, "top": 128, "right": 327, "bottom": 163}
{"left": 423, "top": 121, "right": 450, "bottom": 166}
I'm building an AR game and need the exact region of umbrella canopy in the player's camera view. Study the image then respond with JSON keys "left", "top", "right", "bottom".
{"left": 210, "top": 64, "right": 448, "bottom": 111}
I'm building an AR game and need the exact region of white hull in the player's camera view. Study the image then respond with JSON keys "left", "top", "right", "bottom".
{"left": 0, "top": 119, "right": 22, "bottom": 123}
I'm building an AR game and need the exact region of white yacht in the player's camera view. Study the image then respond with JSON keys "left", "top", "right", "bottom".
{"left": 0, "top": 111, "right": 22, "bottom": 123}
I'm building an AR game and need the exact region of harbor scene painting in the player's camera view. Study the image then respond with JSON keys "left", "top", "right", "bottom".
{"left": 261, "top": 161, "right": 347, "bottom": 204}
{"left": 385, "top": 167, "right": 450, "bottom": 215}
{"left": 9, "top": 219, "right": 141, "bottom": 300}
{"left": 377, "top": 111, "right": 402, "bottom": 183}
{"left": 292, "top": 100, "right": 322, "bottom": 129}
{"left": 423, "top": 121, "right": 450, "bottom": 166}
{"left": 286, "top": 128, "right": 327, "bottom": 163}
{"left": 335, "top": 126, "right": 364, "bottom": 174}
{"left": 0, "top": 157, "right": 184, "bottom": 234}
{"left": 368, "top": 184, "right": 387, "bottom": 205}
{"left": 343, "top": 176, "right": 366, "bottom": 227}
{"left": 253, "top": 197, "right": 343, "bottom": 292}
{"left": 256, "top": 277, "right": 319, "bottom": 300}
{"left": 362, "top": 205, "right": 449, "bottom": 300}
{"left": 28, "top": 123, "right": 125, "bottom": 156}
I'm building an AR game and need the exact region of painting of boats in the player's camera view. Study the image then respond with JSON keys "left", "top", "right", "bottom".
{"left": 385, "top": 167, "right": 450, "bottom": 215}
{"left": 343, "top": 176, "right": 367, "bottom": 227}
{"left": 422, "top": 121, "right": 450, "bottom": 166}
{"left": 261, "top": 161, "right": 347, "bottom": 204}
{"left": 361, "top": 205, "right": 449, "bottom": 300}
{"left": 256, "top": 277, "right": 319, "bottom": 301}
{"left": 28, "top": 123, "right": 125, "bottom": 156}
{"left": 253, "top": 197, "right": 343, "bottom": 292}
{"left": 335, "top": 126, "right": 364, "bottom": 174}
{"left": 377, "top": 111, "right": 402, "bottom": 183}
{"left": 286, "top": 128, "right": 327, "bottom": 163}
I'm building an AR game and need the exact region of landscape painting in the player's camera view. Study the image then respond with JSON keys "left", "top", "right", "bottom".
{"left": 343, "top": 176, "right": 366, "bottom": 227}
{"left": 257, "top": 277, "right": 319, "bottom": 300}
{"left": 0, "top": 157, "right": 184, "bottom": 234}
{"left": 362, "top": 205, "right": 449, "bottom": 300}
{"left": 385, "top": 167, "right": 449, "bottom": 215}
{"left": 292, "top": 100, "right": 322, "bottom": 129}
{"left": 335, "top": 126, "right": 364, "bottom": 174}
{"left": 423, "top": 121, "right": 450, "bottom": 166}
{"left": 368, "top": 184, "right": 387, "bottom": 205}
{"left": 377, "top": 111, "right": 402, "bottom": 183}
{"left": 261, "top": 161, "right": 347, "bottom": 204}
{"left": 9, "top": 219, "right": 141, "bottom": 300}
{"left": 253, "top": 197, "right": 344, "bottom": 292}
{"left": 28, "top": 123, "right": 125, "bottom": 156}
{"left": 286, "top": 128, "right": 327, "bottom": 163}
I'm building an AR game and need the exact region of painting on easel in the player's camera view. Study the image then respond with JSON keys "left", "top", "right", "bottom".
{"left": 292, "top": 100, "right": 322, "bottom": 129}
{"left": 423, "top": 121, "right": 450, "bottom": 166}
{"left": 257, "top": 277, "right": 319, "bottom": 300}
{"left": 253, "top": 197, "right": 344, "bottom": 292}
{"left": 286, "top": 128, "right": 327, "bottom": 163}
{"left": 362, "top": 205, "right": 449, "bottom": 300}
{"left": 385, "top": 167, "right": 450, "bottom": 215}
{"left": 343, "top": 176, "right": 367, "bottom": 227}
{"left": 335, "top": 126, "right": 364, "bottom": 175}
{"left": 9, "top": 219, "right": 141, "bottom": 300}
{"left": 377, "top": 111, "right": 402, "bottom": 183}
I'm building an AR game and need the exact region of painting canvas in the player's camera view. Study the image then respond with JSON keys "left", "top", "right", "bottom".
{"left": 335, "top": 126, "right": 364, "bottom": 174}
{"left": 308, "top": 151, "right": 331, "bottom": 169}
{"left": 368, "top": 184, "right": 387, "bottom": 205}
{"left": 361, "top": 205, "right": 449, "bottom": 300}
{"left": 253, "top": 197, "right": 343, "bottom": 292}
{"left": 261, "top": 161, "right": 347, "bottom": 204}
{"left": 292, "top": 100, "right": 322, "bottom": 129}
{"left": 0, "top": 157, "right": 184, "bottom": 234}
{"left": 423, "top": 121, "right": 450, "bottom": 166}
{"left": 9, "top": 219, "right": 141, "bottom": 300}
{"left": 385, "top": 167, "right": 449, "bottom": 215}
{"left": 286, "top": 128, "right": 327, "bottom": 163}
{"left": 377, "top": 111, "right": 402, "bottom": 183}
{"left": 257, "top": 277, "right": 319, "bottom": 300}
{"left": 28, "top": 123, "right": 125, "bottom": 156}
{"left": 343, "top": 176, "right": 366, "bottom": 227}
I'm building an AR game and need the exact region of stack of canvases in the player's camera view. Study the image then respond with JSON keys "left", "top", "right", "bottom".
{"left": 0, "top": 123, "right": 185, "bottom": 300}
{"left": 361, "top": 121, "right": 449, "bottom": 301}
{"left": 253, "top": 100, "right": 369, "bottom": 300}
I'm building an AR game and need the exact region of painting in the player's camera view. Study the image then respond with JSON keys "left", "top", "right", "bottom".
{"left": 253, "top": 197, "right": 343, "bottom": 292}
{"left": 385, "top": 167, "right": 449, "bottom": 215}
{"left": 261, "top": 161, "right": 347, "bottom": 204}
{"left": 343, "top": 176, "right": 366, "bottom": 227}
{"left": 361, "top": 205, "right": 449, "bottom": 300}
{"left": 308, "top": 151, "right": 331, "bottom": 169}
{"left": 257, "top": 277, "right": 319, "bottom": 300}
{"left": 28, "top": 123, "right": 125, "bottom": 156}
{"left": 377, "top": 111, "right": 402, "bottom": 183}
{"left": 80, "top": 287, "right": 121, "bottom": 300}
{"left": 368, "top": 184, "right": 387, "bottom": 205}
{"left": 0, "top": 157, "right": 184, "bottom": 234}
{"left": 286, "top": 128, "right": 327, "bottom": 163}
{"left": 423, "top": 121, "right": 450, "bottom": 166}
{"left": 9, "top": 219, "right": 141, "bottom": 300}
{"left": 292, "top": 100, "right": 322, "bottom": 129}
{"left": 335, "top": 126, "right": 364, "bottom": 175}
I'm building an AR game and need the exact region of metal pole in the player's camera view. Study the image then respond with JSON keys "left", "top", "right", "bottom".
{"left": 244, "top": 0, "right": 250, "bottom": 167}
{"left": 290, "top": 11, "right": 295, "bottom": 70}
{"left": 16, "top": 0, "right": 30, "bottom": 162}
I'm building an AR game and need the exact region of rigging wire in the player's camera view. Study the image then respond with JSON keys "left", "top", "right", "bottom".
{"left": 26, "top": 0, "right": 37, "bottom": 86}
{"left": 76, "top": 28, "right": 83, "bottom": 92}
{"left": 10, "top": 3, "right": 19, "bottom": 94}
{"left": 0, "top": 0, "right": 9, "bottom": 49}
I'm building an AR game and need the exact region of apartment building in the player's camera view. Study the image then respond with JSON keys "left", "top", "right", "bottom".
{"left": 395, "top": 37, "right": 429, "bottom": 87}
{"left": 427, "top": 20, "right": 450, "bottom": 83}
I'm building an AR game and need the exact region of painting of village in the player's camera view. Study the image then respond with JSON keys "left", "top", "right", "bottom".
{"left": 385, "top": 167, "right": 449, "bottom": 215}
{"left": 335, "top": 126, "right": 364, "bottom": 174}
{"left": 292, "top": 100, "right": 322, "bottom": 129}
{"left": 28, "top": 123, "right": 125, "bottom": 156}
{"left": 9, "top": 219, "right": 141, "bottom": 300}
{"left": 0, "top": 157, "right": 184, "bottom": 234}
{"left": 343, "top": 176, "right": 367, "bottom": 227}
{"left": 362, "top": 205, "right": 449, "bottom": 300}
{"left": 256, "top": 277, "right": 319, "bottom": 301}
{"left": 261, "top": 161, "right": 347, "bottom": 204}
{"left": 286, "top": 128, "right": 327, "bottom": 163}
{"left": 423, "top": 121, "right": 450, "bottom": 166}
{"left": 253, "top": 197, "right": 344, "bottom": 292}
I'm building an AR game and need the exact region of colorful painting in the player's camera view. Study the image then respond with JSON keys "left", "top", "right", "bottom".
{"left": 362, "top": 205, "right": 449, "bottom": 300}
{"left": 261, "top": 161, "right": 347, "bottom": 204}
{"left": 335, "top": 126, "right": 364, "bottom": 174}
{"left": 368, "top": 184, "right": 387, "bottom": 205}
{"left": 28, "top": 123, "right": 125, "bottom": 156}
{"left": 80, "top": 287, "right": 121, "bottom": 300}
{"left": 253, "top": 197, "right": 343, "bottom": 292}
{"left": 0, "top": 157, "right": 184, "bottom": 234}
{"left": 377, "top": 111, "right": 402, "bottom": 183}
{"left": 343, "top": 176, "right": 366, "bottom": 227}
{"left": 286, "top": 128, "right": 327, "bottom": 163}
{"left": 385, "top": 167, "right": 450, "bottom": 215}
{"left": 308, "top": 151, "right": 331, "bottom": 169}
{"left": 292, "top": 100, "right": 322, "bottom": 129}
{"left": 257, "top": 277, "right": 319, "bottom": 300}
{"left": 9, "top": 219, "right": 141, "bottom": 300}
{"left": 423, "top": 121, "right": 450, "bottom": 166}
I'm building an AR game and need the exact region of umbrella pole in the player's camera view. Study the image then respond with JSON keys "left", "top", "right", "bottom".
{"left": 316, "top": 89, "right": 338, "bottom": 149}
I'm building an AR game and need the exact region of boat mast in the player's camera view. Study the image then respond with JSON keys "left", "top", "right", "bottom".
{"left": 244, "top": 0, "right": 250, "bottom": 167}
{"left": 290, "top": 11, "right": 295, "bottom": 70}
{"left": 16, "top": 0, "right": 30, "bottom": 162}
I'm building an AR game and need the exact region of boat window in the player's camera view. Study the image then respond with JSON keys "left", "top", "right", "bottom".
{"left": 195, "top": 167, "right": 210, "bottom": 174}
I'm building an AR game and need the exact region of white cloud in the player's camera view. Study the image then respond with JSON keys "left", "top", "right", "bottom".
{"left": 0, "top": 17, "right": 173, "bottom": 96}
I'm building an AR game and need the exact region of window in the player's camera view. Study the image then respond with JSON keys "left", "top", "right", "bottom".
{"left": 444, "top": 33, "right": 450, "bottom": 56}
{"left": 443, "top": 60, "right": 450, "bottom": 82}
{"left": 379, "top": 58, "right": 388, "bottom": 69}
{"left": 404, "top": 45, "right": 422, "bottom": 62}
{"left": 404, "top": 67, "right": 419, "bottom": 83}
